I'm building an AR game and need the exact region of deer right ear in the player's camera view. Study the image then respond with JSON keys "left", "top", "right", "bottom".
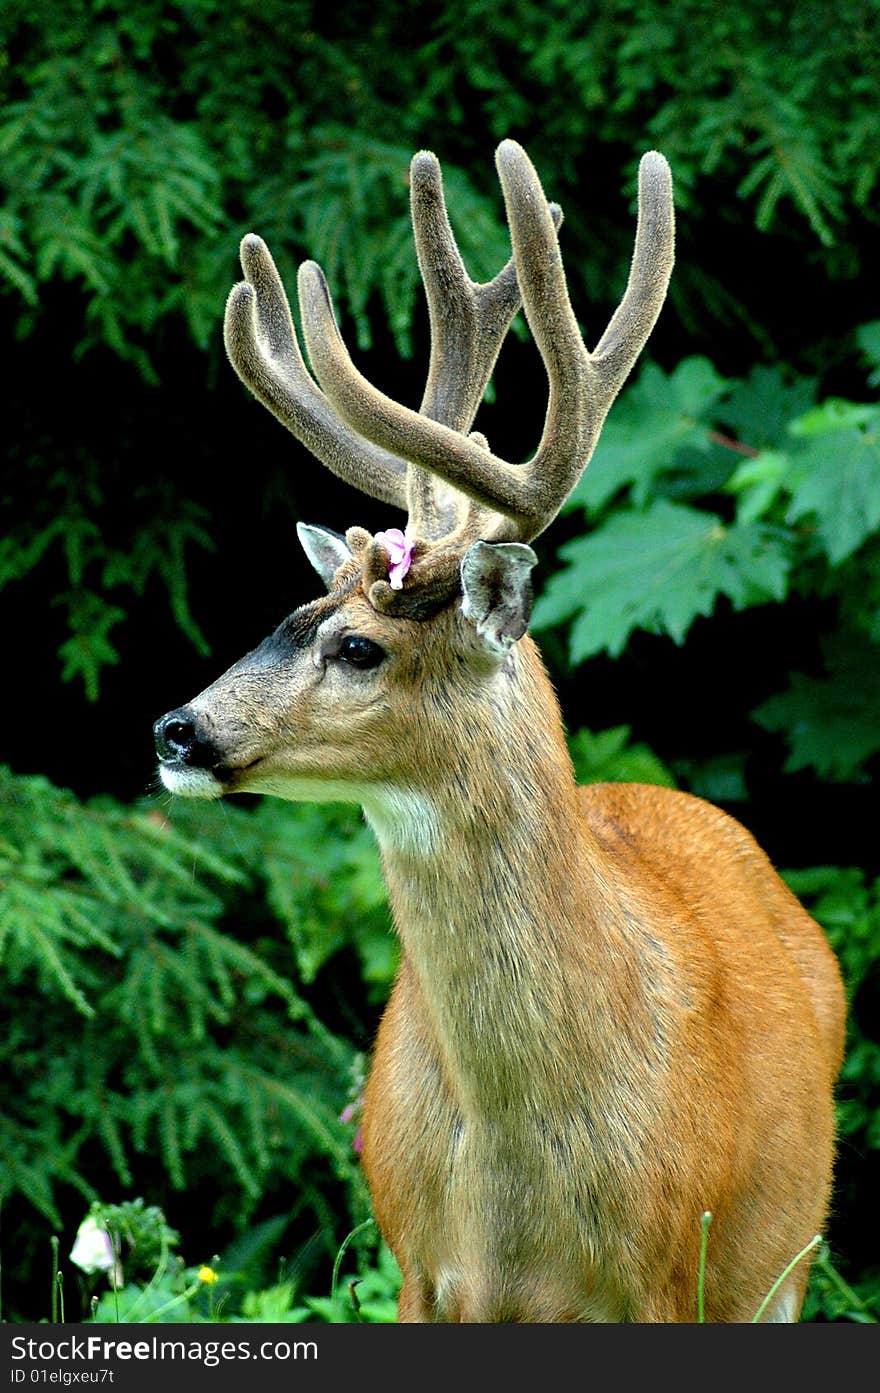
{"left": 296, "top": 522, "right": 353, "bottom": 590}
{"left": 460, "top": 541, "right": 538, "bottom": 657}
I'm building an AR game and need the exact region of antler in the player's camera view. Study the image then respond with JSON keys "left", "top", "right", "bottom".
{"left": 225, "top": 140, "right": 674, "bottom": 616}
{"left": 405, "top": 152, "right": 560, "bottom": 541}
{"left": 300, "top": 142, "right": 673, "bottom": 542}
{"left": 224, "top": 151, "right": 558, "bottom": 532}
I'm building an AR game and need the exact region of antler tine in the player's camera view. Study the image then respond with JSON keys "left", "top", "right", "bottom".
{"left": 298, "top": 141, "right": 674, "bottom": 543}
{"left": 411, "top": 149, "right": 562, "bottom": 433}
{"left": 592, "top": 151, "right": 675, "bottom": 394}
{"left": 223, "top": 234, "right": 409, "bottom": 511}
{"left": 408, "top": 150, "right": 560, "bottom": 540}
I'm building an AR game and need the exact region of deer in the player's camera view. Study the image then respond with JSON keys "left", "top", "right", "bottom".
{"left": 154, "top": 138, "right": 846, "bottom": 1322}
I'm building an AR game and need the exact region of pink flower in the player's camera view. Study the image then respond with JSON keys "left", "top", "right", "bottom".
{"left": 374, "top": 528, "right": 414, "bottom": 590}
{"left": 340, "top": 1091, "right": 364, "bottom": 1155}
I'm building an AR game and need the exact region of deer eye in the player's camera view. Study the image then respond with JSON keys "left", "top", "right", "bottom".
{"left": 337, "top": 634, "right": 385, "bottom": 669}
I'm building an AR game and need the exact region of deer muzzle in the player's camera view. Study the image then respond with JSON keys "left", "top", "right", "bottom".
{"left": 153, "top": 705, "right": 231, "bottom": 799}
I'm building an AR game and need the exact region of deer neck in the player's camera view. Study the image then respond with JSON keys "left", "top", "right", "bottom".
{"left": 361, "top": 638, "right": 653, "bottom": 1119}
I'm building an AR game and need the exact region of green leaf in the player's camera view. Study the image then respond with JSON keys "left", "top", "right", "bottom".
{"left": 673, "top": 752, "right": 749, "bottom": 803}
{"left": 754, "top": 635, "right": 880, "bottom": 780}
{"left": 0, "top": 243, "right": 38, "bottom": 304}
{"left": 566, "top": 357, "right": 731, "bottom": 514}
{"left": 533, "top": 500, "right": 791, "bottom": 661}
{"left": 719, "top": 365, "right": 817, "bottom": 450}
{"left": 54, "top": 592, "right": 126, "bottom": 701}
{"left": 568, "top": 726, "right": 676, "bottom": 788}
{"left": 789, "top": 399, "right": 879, "bottom": 437}
{"left": 726, "top": 450, "right": 790, "bottom": 524}
{"left": 785, "top": 423, "right": 880, "bottom": 564}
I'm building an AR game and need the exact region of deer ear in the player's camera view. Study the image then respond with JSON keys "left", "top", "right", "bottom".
{"left": 460, "top": 541, "right": 538, "bottom": 656}
{"left": 296, "top": 522, "right": 352, "bottom": 590}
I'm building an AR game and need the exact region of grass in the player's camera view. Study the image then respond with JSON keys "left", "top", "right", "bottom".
{"left": 6, "top": 1201, "right": 879, "bottom": 1324}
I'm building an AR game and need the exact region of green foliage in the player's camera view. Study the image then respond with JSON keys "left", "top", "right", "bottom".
{"left": 0, "top": 0, "right": 520, "bottom": 369}
{"left": 86, "top": 1198, "right": 181, "bottom": 1281}
{"left": 89, "top": 1270, "right": 214, "bottom": 1325}
{"left": 566, "top": 358, "right": 731, "bottom": 516}
{"left": 245, "top": 802, "right": 395, "bottom": 996}
{"left": 0, "top": 766, "right": 389, "bottom": 1254}
{"left": 76, "top": 1204, "right": 402, "bottom": 1324}
{"left": 856, "top": 321, "right": 880, "bottom": 388}
{"left": 802, "top": 1247, "right": 880, "bottom": 1324}
{"left": 782, "top": 866, "right": 880, "bottom": 1322}
{"left": 784, "top": 866, "right": 880, "bottom": 1147}
{"left": 534, "top": 352, "right": 880, "bottom": 785}
{"left": 533, "top": 357, "right": 796, "bottom": 658}
{"left": 0, "top": 457, "right": 213, "bottom": 699}
{"left": 268, "top": 129, "right": 513, "bottom": 357}
{"left": 755, "top": 634, "right": 880, "bottom": 781}
{"left": 568, "top": 725, "right": 676, "bottom": 788}
{"left": 535, "top": 496, "right": 790, "bottom": 661}
{"left": 533, "top": 359, "right": 803, "bottom": 660}
{"left": 1, "top": 0, "right": 876, "bottom": 367}
{"left": 730, "top": 400, "right": 880, "bottom": 565}
{"left": 291, "top": 1239, "right": 401, "bottom": 1324}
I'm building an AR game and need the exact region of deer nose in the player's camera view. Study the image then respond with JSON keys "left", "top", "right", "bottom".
{"left": 153, "top": 708, "right": 220, "bottom": 768}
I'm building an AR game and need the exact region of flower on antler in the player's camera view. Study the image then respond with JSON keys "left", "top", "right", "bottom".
{"left": 373, "top": 528, "right": 415, "bottom": 589}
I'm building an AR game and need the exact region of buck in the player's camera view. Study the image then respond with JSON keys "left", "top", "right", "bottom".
{"left": 154, "top": 140, "right": 845, "bottom": 1322}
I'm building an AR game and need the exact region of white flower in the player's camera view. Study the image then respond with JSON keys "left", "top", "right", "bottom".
{"left": 70, "top": 1216, "right": 116, "bottom": 1275}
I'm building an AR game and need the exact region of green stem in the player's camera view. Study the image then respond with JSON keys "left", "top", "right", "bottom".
{"left": 697, "top": 1211, "right": 712, "bottom": 1323}
{"left": 141, "top": 1275, "right": 204, "bottom": 1324}
{"left": 348, "top": 1279, "right": 363, "bottom": 1323}
{"left": 50, "top": 1236, "right": 60, "bottom": 1324}
{"left": 123, "top": 1228, "right": 172, "bottom": 1324}
{"left": 111, "top": 1230, "right": 120, "bottom": 1324}
{"left": 752, "top": 1234, "right": 821, "bottom": 1323}
{"left": 331, "top": 1218, "right": 375, "bottom": 1305}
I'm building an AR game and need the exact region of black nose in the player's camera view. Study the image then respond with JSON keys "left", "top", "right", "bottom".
{"left": 153, "top": 707, "right": 220, "bottom": 768}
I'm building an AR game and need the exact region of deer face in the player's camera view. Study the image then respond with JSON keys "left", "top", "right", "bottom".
{"left": 154, "top": 531, "right": 538, "bottom": 815}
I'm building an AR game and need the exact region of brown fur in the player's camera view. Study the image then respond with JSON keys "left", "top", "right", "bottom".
{"left": 173, "top": 592, "right": 845, "bottom": 1322}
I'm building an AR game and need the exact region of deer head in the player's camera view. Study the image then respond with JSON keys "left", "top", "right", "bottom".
{"left": 154, "top": 140, "right": 674, "bottom": 820}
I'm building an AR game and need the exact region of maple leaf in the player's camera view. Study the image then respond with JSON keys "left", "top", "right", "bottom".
{"left": 785, "top": 410, "right": 880, "bottom": 564}
{"left": 533, "top": 499, "right": 791, "bottom": 661}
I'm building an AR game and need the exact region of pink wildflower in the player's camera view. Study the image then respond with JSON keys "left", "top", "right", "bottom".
{"left": 373, "top": 528, "right": 414, "bottom": 589}
{"left": 341, "top": 1091, "right": 365, "bottom": 1155}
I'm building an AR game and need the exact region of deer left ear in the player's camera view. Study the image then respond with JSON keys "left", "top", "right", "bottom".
{"left": 460, "top": 541, "right": 538, "bottom": 656}
{"left": 297, "top": 522, "right": 353, "bottom": 590}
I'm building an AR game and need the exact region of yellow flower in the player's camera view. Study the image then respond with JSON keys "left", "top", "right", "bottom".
{"left": 198, "top": 1265, "right": 219, "bottom": 1284}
